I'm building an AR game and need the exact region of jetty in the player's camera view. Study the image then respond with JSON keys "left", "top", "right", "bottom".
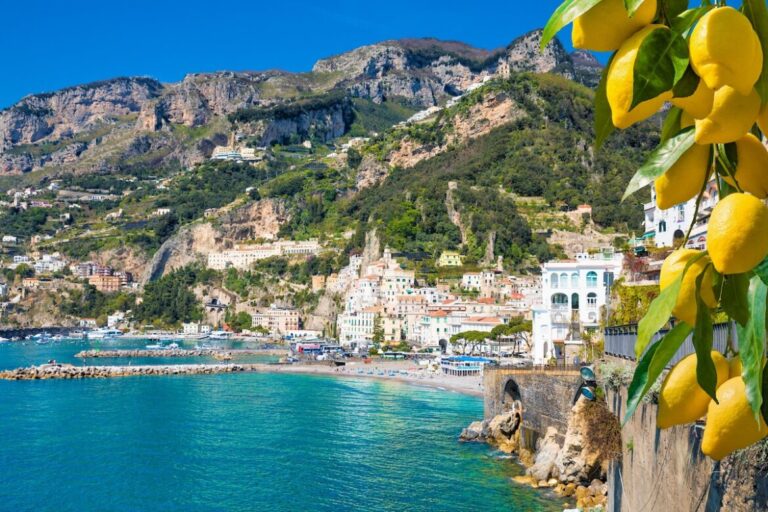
{"left": 0, "top": 363, "right": 274, "bottom": 380}
{"left": 74, "top": 349, "right": 283, "bottom": 359}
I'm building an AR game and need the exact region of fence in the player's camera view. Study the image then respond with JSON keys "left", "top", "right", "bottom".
{"left": 604, "top": 322, "right": 733, "bottom": 367}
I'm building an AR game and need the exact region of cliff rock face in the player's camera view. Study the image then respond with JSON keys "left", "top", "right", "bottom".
{"left": 0, "top": 31, "right": 601, "bottom": 178}
{"left": 218, "top": 198, "right": 290, "bottom": 241}
{"left": 0, "top": 77, "right": 163, "bottom": 148}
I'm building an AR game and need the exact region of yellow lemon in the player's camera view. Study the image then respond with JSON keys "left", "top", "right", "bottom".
{"left": 671, "top": 80, "right": 714, "bottom": 120}
{"left": 658, "top": 351, "right": 729, "bottom": 429}
{"left": 702, "top": 376, "right": 768, "bottom": 460}
{"left": 695, "top": 87, "right": 761, "bottom": 144}
{"left": 572, "top": 0, "right": 657, "bottom": 52}
{"left": 654, "top": 144, "right": 711, "bottom": 210}
{"left": 607, "top": 25, "right": 673, "bottom": 129}
{"left": 722, "top": 134, "right": 768, "bottom": 199}
{"left": 681, "top": 110, "right": 695, "bottom": 129}
{"left": 660, "top": 249, "right": 718, "bottom": 326}
{"left": 729, "top": 356, "right": 742, "bottom": 379}
{"left": 690, "top": 6, "right": 763, "bottom": 96}
{"left": 708, "top": 192, "right": 768, "bottom": 274}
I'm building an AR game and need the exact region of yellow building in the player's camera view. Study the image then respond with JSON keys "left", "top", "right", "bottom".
{"left": 437, "top": 251, "right": 463, "bottom": 267}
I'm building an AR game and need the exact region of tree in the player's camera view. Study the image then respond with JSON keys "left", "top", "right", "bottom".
{"left": 226, "top": 311, "right": 253, "bottom": 333}
{"left": 491, "top": 318, "right": 533, "bottom": 354}
{"left": 450, "top": 330, "right": 488, "bottom": 354}
{"left": 372, "top": 314, "right": 384, "bottom": 346}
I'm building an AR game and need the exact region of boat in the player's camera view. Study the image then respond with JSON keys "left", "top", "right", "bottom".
{"left": 88, "top": 328, "right": 123, "bottom": 340}
{"left": 0, "top": 337, "right": 9, "bottom": 343}
{"left": 209, "top": 330, "right": 233, "bottom": 340}
{"left": 167, "top": 342, "right": 179, "bottom": 349}
{"left": 145, "top": 343, "right": 163, "bottom": 350}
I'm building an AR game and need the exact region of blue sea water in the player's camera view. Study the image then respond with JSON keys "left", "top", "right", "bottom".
{"left": 0, "top": 341, "right": 560, "bottom": 511}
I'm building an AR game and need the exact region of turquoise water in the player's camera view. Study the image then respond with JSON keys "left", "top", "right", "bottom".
{"left": 0, "top": 343, "right": 560, "bottom": 511}
{"left": 0, "top": 338, "right": 279, "bottom": 369}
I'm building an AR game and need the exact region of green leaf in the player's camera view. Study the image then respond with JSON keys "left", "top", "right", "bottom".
{"left": 624, "top": 0, "right": 646, "bottom": 16}
{"left": 660, "top": 107, "right": 682, "bottom": 144}
{"left": 721, "top": 273, "right": 751, "bottom": 326}
{"left": 666, "top": 0, "right": 691, "bottom": 21}
{"left": 624, "top": 323, "right": 693, "bottom": 424}
{"left": 631, "top": 27, "right": 689, "bottom": 109}
{"left": 623, "top": 128, "right": 695, "bottom": 200}
{"left": 693, "top": 270, "right": 718, "bottom": 402}
{"left": 744, "top": 0, "right": 768, "bottom": 104}
{"left": 635, "top": 278, "right": 682, "bottom": 358}
{"left": 635, "top": 250, "right": 706, "bottom": 358}
{"left": 672, "top": 66, "right": 699, "bottom": 98}
{"left": 755, "top": 255, "right": 768, "bottom": 286}
{"left": 737, "top": 276, "right": 768, "bottom": 422}
{"left": 670, "top": 6, "right": 712, "bottom": 36}
{"left": 594, "top": 53, "right": 616, "bottom": 150}
{"left": 541, "top": 0, "right": 603, "bottom": 49}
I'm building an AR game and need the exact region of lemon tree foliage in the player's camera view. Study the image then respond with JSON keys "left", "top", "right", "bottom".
{"left": 545, "top": 0, "right": 768, "bottom": 460}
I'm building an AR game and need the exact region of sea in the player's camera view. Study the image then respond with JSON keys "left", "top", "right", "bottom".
{"left": 0, "top": 338, "right": 560, "bottom": 511}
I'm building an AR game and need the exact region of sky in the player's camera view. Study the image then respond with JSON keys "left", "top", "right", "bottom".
{"left": 1, "top": 0, "right": 571, "bottom": 108}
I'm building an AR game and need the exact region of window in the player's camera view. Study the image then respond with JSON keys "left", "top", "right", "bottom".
{"left": 551, "top": 273, "right": 559, "bottom": 289}
{"left": 586, "top": 271, "right": 598, "bottom": 288}
{"left": 552, "top": 293, "right": 568, "bottom": 307}
{"left": 587, "top": 292, "right": 597, "bottom": 306}
{"left": 560, "top": 273, "right": 568, "bottom": 288}
{"left": 676, "top": 204, "right": 685, "bottom": 223}
{"left": 659, "top": 220, "right": 667, "bottom": 233}
{"left": 571, "top": 273, "right": 579, "bottom": 288}
{"left": 571, "top": 293, "right": 580, "bottom": 310}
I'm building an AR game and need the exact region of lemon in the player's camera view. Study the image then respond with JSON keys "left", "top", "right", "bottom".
{"left": 607, "top": 25, "right": 673, "bottom": 129}
{"left": 672, "top": 80, "right": 714, "bottom": 120}
{"left": 690, "top": 6, "right": 763, "bottom": 96}
{"left": 654, "top": 144, "right": 711, "bottom": 210}
{"left": 729, "top": 356, "right": 742, "bottom": 379}
{"left": 702, "top": 377, "right": 768, "bottom": 460}
{"left": 708, "top": 193, "right": 768, "bottom": 274}
{"left": 572, "top": 0, "right": 657, "bottom": 52}
{"left": 658, "top": 351, "right": 729, "bottom": 429}
{"left": 722, "top": 134, "right": 768, "bottom": 199}
{"left": 659, "top": 249, "right": 717, "bottom": 326}
{"left": 695, "top": 87, "right": 761, "bottom": 144}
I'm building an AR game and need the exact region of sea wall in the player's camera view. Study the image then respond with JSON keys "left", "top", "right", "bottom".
{"left": 606, "top": 386, "right": 768, "bottom": 512}
{"left": 483, "top": 367, "right": 582, "bottom": 448}
{"left": 0, "top": 363, "right": 268, "bottom": 380}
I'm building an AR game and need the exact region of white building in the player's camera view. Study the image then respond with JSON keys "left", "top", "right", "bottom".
{"left": 531, "top": 251, "right": 624, "bottom": 364}
{"left": 2, "top": 235, "right": 18, "bottom": 244}
{"left": 183, "top": 322, "right": 211, "bottom": 335}
{"left": 461, "top": 272, "right": 482, "bottom": 291}
{"left": 207, "top": 240, "right": 322, "bottom": 270}
{"left": 33, "top": 254, "right": 67, "bottom": 274}
{"left": 643, "top": 180, "right": 717, "bottom": 250}
{"left": 107, "top": 312, "right": 126, "bottom": 328}
{"left": 0, "top": 282, "right": 7, "bottom": 297}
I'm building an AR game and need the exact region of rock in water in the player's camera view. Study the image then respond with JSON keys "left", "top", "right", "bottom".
{"left": 526, "top": 426, "right": 562, "bottom": 482}
{"left": 459, "top": 420, "right": 488, "bottom": 442}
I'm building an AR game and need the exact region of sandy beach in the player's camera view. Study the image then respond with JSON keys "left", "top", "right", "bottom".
{"left": 271, "top": 360, "right": 484, "bottom": 397}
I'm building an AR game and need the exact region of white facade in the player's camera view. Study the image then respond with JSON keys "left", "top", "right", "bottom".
{"left": 644, "top": 180, "right": 717, "bottom": 249}
{"left": 531, "top": 251, "right": 623, "bottom": 364}
{"left": 461, "top": 273, "right": 482, "bottom": 290}
{"left": 207, "top": 240, "right": 322, "bottom": 270}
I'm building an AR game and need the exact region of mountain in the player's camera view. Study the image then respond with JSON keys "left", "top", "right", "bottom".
{"left": 0, "top": 30, "right": 600, "bottom": 178}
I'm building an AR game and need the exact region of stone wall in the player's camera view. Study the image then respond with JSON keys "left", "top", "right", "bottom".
{"left": 606, "top": 386, "right": 768, "bottom": 511}
{"left": 483, "top": 367, "right": 582, "bottom": 449}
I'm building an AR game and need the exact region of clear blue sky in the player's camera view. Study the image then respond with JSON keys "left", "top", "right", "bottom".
{"left": 1, "top": 0, "right": 570, "bottom": 108}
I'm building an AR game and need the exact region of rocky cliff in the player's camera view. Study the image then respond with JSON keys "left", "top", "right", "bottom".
{"left": 0, "top": 31, "right": 600, "bottom": 178}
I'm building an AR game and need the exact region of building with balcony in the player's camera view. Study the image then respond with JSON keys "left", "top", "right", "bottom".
{"left": 531, "top": 250, "right": 623, "bottom": 364}
{"left": 643, "top": 180, "right": 718, "bottom": 249}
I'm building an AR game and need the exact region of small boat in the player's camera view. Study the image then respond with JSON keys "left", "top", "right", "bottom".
{"left": 166, "top": 342, "right": 179, "bottom": 349}
{"left": 0, "top": 337, "right": 9, "bottom": 343}
{"left": 88, "top": 328, "right": 123, "bottom": 340}
{"left": 146, "top": 343, "right": 163, "bottom": 350}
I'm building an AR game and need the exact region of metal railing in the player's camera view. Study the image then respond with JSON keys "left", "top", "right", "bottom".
{"left": 604, "top": 322, "right": 733, "bottom": 367}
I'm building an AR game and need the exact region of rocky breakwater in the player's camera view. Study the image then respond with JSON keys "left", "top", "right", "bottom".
{"left": 460, "top": 398, "right": 619, "bottom": 510}
{"left": 0, "top": 363, "right": 266, "bottom": 380}
{"left": 75, "top": 349, "right": 220, "bottom": 358}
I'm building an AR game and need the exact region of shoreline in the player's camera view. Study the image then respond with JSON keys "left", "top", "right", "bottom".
{"left": 0, "top": 360, "right": 484, "bottom": 397}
